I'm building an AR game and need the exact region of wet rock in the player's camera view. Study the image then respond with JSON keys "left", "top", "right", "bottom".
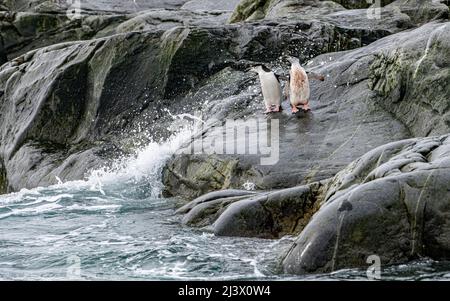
{"left": 181, "top": 194, "right": 253, "bottom": 228}
{"left": 181, "top": 0, "right": 241, "bottom": 12}
{"left": 212, "top": 182, "right": 325, "bottom": 238}
{"left": 0, "top": 31, "right": 169, "bottom": 190}
{"left": 1, "top": 15, "right": 381, "bottom": 192}
{"left": 0, "top": 35, "right": 6, "bottom": 65}
{"left": 176, "top": 189, "right": 257, "bottom": 214}
{"left": 282, "top": 135, "right": 450, "bottom": 274}
{"left": 177, "top": 182, "right": 326, "bottom": 238}
{"left": 386, "top": 0, "right": 449, "bottom": 24}
{"left": 0, "top": 159, "right": 7, "bottom": 194}
{"left": 4, "top": 0, "right": 190, "bottom": 13}
{"left": 0, "top": 11, "right": 128, "bottom": 59}
{"left": 230, "top": 0, "right": 447, "bottom": 27}
{"left": 332, "top": 0, "right": 395, "bottom": 9}
{"left": 164, "top": 21, "right": 450, "bottom": 199}
{"left": 368, "top": 22, "right": 450, "bottom": 137}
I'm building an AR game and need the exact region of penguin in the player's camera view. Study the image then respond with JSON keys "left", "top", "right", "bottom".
{"left": 287, "top": 56, "right": 324, "bottom": 113}
{"left": 250, "top": 65, "right": 282, "bottom": 114}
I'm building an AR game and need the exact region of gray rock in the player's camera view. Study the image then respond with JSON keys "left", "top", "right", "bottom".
{"left": 386, "top": 0, "right": 449, "bottom": 24}
{"left": 181, "top": 0, "right": 241, "bottom": 12}
{"left": 0, "top": 11, "right": 129, "bottom": 59}
{"left": 4, "top": 0, "right": 190, "bottom": 13}
{"left": 212, "top": 183, "right": 325, "bottom": 238}
{"left": 182, "top": 194, "right": 251, "bottom": 228}
{"left": 176, "top": 189, "right": 257, "bottom": 214}
{"left": 176, "top": 182, "right": 327, "bottom": 238}
{"left": 0, "top": 158, "right": 6, "bottom": 194}
{"left": 0, "top": 31, "right": 168, "bottom": 190}
{"left": 163, "top": 21, "right": 450, "bottom": 199}
{"left": 0, "top": 0, "right": 414, "bottom": 193}
{"left": 0, "top": 35, "right": 6, "bottom": 65}
{"left": 331, "top": 0, "right": 395, "bottom": 9}
{"left": 229, "top": 0, "right": 448, "bottom": 27}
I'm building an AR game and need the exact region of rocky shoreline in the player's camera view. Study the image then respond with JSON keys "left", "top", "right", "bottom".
{"left": 0, "top": 0, "right": 449, "bottom": 275}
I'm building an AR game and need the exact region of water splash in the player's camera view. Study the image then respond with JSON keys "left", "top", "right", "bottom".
{"left": 84, "top": 123, "right": 196, "bottom": 198}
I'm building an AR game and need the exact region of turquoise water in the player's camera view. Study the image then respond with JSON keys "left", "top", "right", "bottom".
{"left": 0, "top": 131, "right": 449, "bottom": 281}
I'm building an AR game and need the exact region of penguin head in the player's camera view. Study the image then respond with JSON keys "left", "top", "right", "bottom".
{"left": 287, "top": 56, "right": 300, "bottom": 65}
{"left": 250, "top": 65, "right": 272, "bottom": 74}
{"left": 249, "top": 65, "right": 264, "bottom": 74}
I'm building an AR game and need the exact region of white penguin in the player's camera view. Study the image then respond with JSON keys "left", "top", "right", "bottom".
{"left": 287, "top": 57, "right": 324, "bottom": 113}
{"left": 250, "top": 65, "right": 282, "bottom": 113}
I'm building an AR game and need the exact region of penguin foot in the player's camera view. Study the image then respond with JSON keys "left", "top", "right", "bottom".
{"left": 302, "top": 101, "right": 311, "bottom": 112}
{"left": 291, "top": 106, "right": 299, "bottom": 114}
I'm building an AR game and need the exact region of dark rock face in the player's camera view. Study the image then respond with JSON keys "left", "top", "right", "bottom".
{"left": 3, "top": 0, "right": 190, "bottom": 13}
{"left": 181, "top": 0, "right": 241, "bottom": 12}
{"left": 387, "top": 0, "right": 450, "bottom": 24}
{"left": 369, "top": 22, "right": 450, "bottom": 136}
{"left": 229, "top": 0, "right": 447, "bottom": 24}
{"left": 1, "top": 6, "right": 416, "bottom": 192}
{"left": 331, "top": 0, "right": 395, "bottom": 9}
{"left": 163, "top": 22, "right": 450, "bottom": 199}
{"left": 0, "top": 158, "right": 7, "bottom": 194}
{"left": 0, "top": 35, "right": 6, "bottom": 65}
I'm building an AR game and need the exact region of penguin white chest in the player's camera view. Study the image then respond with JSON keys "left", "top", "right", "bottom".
{"left": 259, "top": 72, "right": 282, "bottom": 107}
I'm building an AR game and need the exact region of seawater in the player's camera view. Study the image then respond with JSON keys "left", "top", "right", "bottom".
{"left": 0, "top": 126, "right": 449, "bottom": 280}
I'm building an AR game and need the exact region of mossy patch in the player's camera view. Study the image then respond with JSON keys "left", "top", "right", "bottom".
{"left": 369, "top": 50, "right": 406, "bottom": 97}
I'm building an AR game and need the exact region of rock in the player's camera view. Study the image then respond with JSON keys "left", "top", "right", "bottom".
{"left": 176, "top": 183, "right": 327, "bottom": 238}
{"left": 264, "top": 0, "right": 346, "bottom": 20}
{"left": 331, "top": 0, "right": 395, "bottom": 9}
{"left": 282, "top": 134, "right": 450, "bottom": 274}
{"left": 163, "top": 21, "right": 450, "bottom": 199}
{"left": 181, "top": 194, "right": 253, "bottom": 228}
{"left": 114, "top": 9, "right": 231, "bottom": 34}
{"left": 229, "top": 0, "right": 447, "bottom": 27}
{"left": 176, "top": 189, "right": 257, "bottom": 214}
{"left": 163, "top": 19, "right": 450, "bottom": 274}
{"left": 229, "top": 0, "right": 269, "bottom": 23}
{"left": 0, "top": 35, "right": 7, "bottom": 65}
{"left": 0, "top": 11, "right": 129, "bottom": 59}
{"left": 386, "top": 0, "right": 449, "bottom": 24}
{"left": 4, "top": 0, "right": 190, "bottom": 13}
{"left": 0, "top": 158, "right": 7, "bottom": 194}
{"left": 0, "top": 31, "right": 171, "bottom": 190}
{"left": 322, "top": 8, "right": 412, "bottom": 41}
{"left": 212, "top": 183, "right": 325, "bottom": 238}
{"left": 181, "top": 0, "right": 241, "bottom": 12}
{"left": 368, "top": 22, "right": 450, "bottom": 137}
{"left": 2, "top": 14, "right": 386, "bottom": 192}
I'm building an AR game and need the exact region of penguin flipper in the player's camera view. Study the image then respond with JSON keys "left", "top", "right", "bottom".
{"left": 284, "top": 75, "right": 290, "bottom": 101}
